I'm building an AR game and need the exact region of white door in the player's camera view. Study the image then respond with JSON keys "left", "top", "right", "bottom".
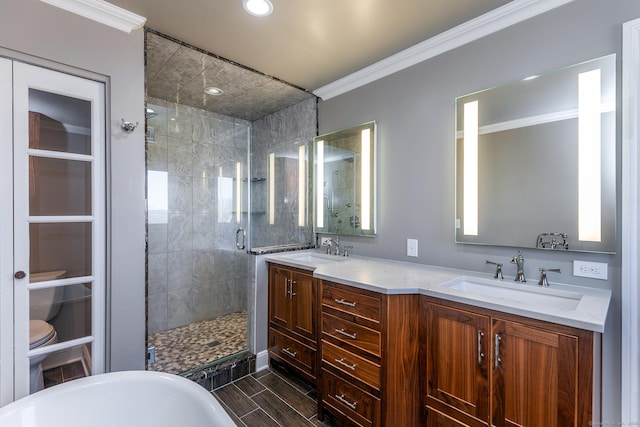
{"left": 0, "top": 60, "right": 106, "bottom": 404}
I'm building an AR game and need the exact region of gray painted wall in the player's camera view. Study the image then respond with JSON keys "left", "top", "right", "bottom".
{"left": 0, "top": 0, "right": 146, "bottom": 371}
{"left": 318, "top": 0, "right": 640, "bottom": 422}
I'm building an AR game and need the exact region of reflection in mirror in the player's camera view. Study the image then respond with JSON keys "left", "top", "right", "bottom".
{"left": 314, "top": 122, "right": 376, "bottom": 237}
{"left": 455, "top": 55, "right": 616, "bottom": 253}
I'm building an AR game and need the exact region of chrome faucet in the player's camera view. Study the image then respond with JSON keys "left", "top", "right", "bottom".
{"left": 324, "top": 237, "right": 340, "bottom": 255}
{"left": 510, "top": 251, "right": 526, "bottom": 282}
{"left": 485, "top": 260, "right": 504, "bottom": 279}
{"left": 538, "top": 268, "right": 561, "bottom": 287}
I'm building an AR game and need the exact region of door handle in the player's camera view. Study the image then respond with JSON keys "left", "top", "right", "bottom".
{"left": 235, "top": 228, "right": 246, "bottom": 250}
{"left": 14, "top": 271, "right": 26, "bottom": 279}
{"left": 289, "top": 280, "right": 296, "bottom": 297}
{"left": 494, "top": 334, "right": 502, "bottom": 368}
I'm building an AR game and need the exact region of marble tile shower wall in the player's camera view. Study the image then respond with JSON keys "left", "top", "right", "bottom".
{"left": 251, "top": 97, "right": 317, "bottom": 249}
{"left": 147, "top": 97, "right": 251, "bottom": 334}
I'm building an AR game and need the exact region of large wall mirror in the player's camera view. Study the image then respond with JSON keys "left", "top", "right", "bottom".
{"left": 313, "top": 121, "right": 377, "bottom": 237}
{"left": 455, "top": 54, "right": 616, "bottom": 253}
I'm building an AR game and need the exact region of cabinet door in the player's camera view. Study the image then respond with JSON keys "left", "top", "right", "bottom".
{"left": 289, "top": 269, "right": 316, "bottom": 341}
{"left": 268, "top": 265, "right": 291, "bottom": 329}
{"left": 492, "top": 319, "right": 578, "bottom": 427}
{"left": 426, "top": 303, "right": 490, "bottom": 424}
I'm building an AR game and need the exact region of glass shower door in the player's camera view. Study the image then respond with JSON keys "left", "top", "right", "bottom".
{"left": 146, "top": 102, "right": 251, "bottom": 375}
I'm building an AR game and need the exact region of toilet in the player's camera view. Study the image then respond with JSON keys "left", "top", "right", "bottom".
{"left": 29, "top": 270, "right": 66, "bottom": 392}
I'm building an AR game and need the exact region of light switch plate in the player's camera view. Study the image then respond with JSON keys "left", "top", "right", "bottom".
{"left": 573, "top": 260, "right": 608, "bottom": 280}
{"left": 407, "top": 239, "right": 418, "bottom": 257}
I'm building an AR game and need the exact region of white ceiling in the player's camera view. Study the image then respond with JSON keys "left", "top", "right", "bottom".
{"left": 109, "top": 0, "right": 514, "bottom": 92}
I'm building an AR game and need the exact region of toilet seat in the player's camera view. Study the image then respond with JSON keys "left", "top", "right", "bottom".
{"left": 29, "top": 320, "right": 56, "bottom": 350}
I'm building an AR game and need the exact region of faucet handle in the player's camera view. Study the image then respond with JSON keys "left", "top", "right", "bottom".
{"left": 485, "top": 260, "right": 504, "bottom": 279}
{"left": 538, "top": 268, "right": 561, "bottom": 287}
{"left": 343, "top": 245, "right": 353, "bottom": 257}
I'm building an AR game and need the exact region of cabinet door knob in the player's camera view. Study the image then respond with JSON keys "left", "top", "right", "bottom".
{"left": 14, "top": 271, "right": 26, "bottom": 279}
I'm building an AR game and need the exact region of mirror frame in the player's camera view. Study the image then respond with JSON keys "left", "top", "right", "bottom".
{"left": 313, "top": 121, "right": 377, "bottom": 237}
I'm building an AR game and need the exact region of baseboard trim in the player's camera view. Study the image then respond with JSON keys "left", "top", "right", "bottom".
{"left": 255, "top": 350, "right": 269, "bottom": 372}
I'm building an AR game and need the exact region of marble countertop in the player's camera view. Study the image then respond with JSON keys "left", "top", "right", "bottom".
{"left": 264, "top": 250, "right": 611, "bottom": 333}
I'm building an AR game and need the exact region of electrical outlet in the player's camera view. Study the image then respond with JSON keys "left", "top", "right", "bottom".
{"left": 573, "top": 260, "right": 608, "bottom": 280}
{"left": 455, "top": 218, "right": 461, "bottom": 229}
{"left": 147, "top": 346, "right": 156, "bottom": 364}
{"left": 407, "top": 239, "right": 418, "bottom": 257}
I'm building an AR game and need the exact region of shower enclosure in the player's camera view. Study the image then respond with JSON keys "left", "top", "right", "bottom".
{"left": 146, "top": 99, "right": 315, "bottom": 376}
{"left": 146, "top": 100, "right": 252, "bottom": 374}
{"left": 144, "top": 30, "right": 316, "bottom": 378}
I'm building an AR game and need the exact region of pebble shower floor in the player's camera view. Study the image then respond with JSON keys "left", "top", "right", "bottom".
{"left": 147, "top": 311, "right": 248, "bottom": 374}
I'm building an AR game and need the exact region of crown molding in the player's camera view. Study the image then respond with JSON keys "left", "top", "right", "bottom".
{"left": 39, "top": 0, "right": 146, "bottom": 33}
{"left": 313, "top": 0, "right": 575, "bottom": 100}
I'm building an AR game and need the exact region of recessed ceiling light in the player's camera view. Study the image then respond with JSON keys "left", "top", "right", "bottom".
{"left": 242, "top": 0, "right": 273, "bottom": 17}
{"left": 204, "top": 86, "right": 224, "bottom": 96}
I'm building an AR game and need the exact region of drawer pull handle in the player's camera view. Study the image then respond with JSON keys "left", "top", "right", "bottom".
{"left": 282, "top": 347, "right": 297, "bottom": 358}
{"left": 494, "top": 334, "right": 502, "bottom": 368}
{"left": 335, "top": 298, "right": 356, "bottom": 307}
{"left": 335, "top": 394, "right": 357, "bottom": 410}
{"left": 335, "top": 328, "right": 357, "bottom": 340}
{"left": 334, "top": 358, "right": 357, "bottom": 371}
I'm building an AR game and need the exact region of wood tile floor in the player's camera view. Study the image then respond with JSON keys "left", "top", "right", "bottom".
{"left": 213, "top": 365, "right": 340, "bottom": 426}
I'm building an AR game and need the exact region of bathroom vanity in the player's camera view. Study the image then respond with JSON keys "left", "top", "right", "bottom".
{"left": 267, "top": 263, "right": 319, "bottom": 384}
{"left": 265, "top": 251, "right": 609, "bottom": 426}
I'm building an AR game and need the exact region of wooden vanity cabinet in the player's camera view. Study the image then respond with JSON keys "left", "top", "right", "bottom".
{"left": 268, "top": 263, "right": 318, "bottom": 384}
{"left": 318, "top": 280, "right": 420, "bottom": 427}
{"left": 422, "top": 297, "right": 596, "bottom": 427}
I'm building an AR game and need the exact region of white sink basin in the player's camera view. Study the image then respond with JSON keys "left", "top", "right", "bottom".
{"left": 441, "top": 276, "right": 583, "bottom": 311}
{"left": 282, "top": 252, "right": 347, "bottom": 265}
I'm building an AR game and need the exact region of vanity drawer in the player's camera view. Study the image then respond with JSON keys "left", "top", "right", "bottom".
{"left": 322, "top": 369, "right": 381, "bottom": 427}
{"left": 322, "top": 282, "right": 381, "bottom": 324}
{"left": 323, "top": 312, "right": 381, "bottom": 357}
{"left": 269, "top": 328, "right": 316, "bottom": 376}
{"left": 322, "top": 340, "right": 380, "bottom": 389}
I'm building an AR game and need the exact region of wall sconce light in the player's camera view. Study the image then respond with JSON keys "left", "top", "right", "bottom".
{"left": 578, "top": 68, "right": 602, "bottom": 242}
{"left": 298, "top": 145, "right": 306, "bottom": 227}
{"left": 316, "top": 140, "right": 325, "bottom": 228}
{"left": 236, "top": 162, "right": 242, "bottom": 224}
{"left": 361, "top": 128, "right": 371, "bottom": 231}
{"left": 269, "top": 153, "right": 275, "bottom": 225}
{"left": 463, "top": 100, "right": 479, "bottom": 236}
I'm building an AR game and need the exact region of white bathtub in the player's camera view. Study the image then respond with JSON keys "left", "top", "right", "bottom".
{"left": 0, "top": 371, "right": 236, "bottom": 426}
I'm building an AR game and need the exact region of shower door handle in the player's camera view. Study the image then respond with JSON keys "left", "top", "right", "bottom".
{"left": 235, "top": 228, "right": 246, "bottom": 250}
